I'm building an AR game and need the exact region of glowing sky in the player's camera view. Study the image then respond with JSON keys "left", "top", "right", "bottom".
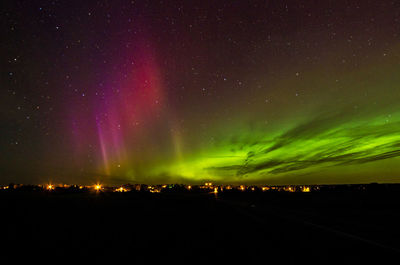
{"left": 1, "top": 1, "right": 400, "bottom": 184}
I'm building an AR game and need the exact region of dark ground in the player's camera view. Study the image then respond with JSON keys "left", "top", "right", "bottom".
{"left": 1, "top": 190, "right": 400, "bottom": 264}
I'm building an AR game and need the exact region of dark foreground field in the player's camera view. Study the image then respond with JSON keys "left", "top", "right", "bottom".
{"left": 1, "top": 190, "right": 400, "bottom": 264}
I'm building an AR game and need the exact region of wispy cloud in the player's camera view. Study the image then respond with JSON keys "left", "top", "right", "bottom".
{"left": 206, "top": 111, "right": 400, "bottom": 177}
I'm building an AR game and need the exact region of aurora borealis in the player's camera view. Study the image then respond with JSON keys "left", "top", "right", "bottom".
{"left": 2, "top": 1, "right": 400, "bottom": 185}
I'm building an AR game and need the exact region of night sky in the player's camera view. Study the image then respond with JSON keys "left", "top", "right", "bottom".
{"left": 2, "top": 1, "right": 400, "bottom": 185}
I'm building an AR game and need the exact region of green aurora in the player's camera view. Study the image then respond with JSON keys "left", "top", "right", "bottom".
{"left": 128, "top": 53, "right": 400, "bottom": 185}
{"left": 147, "top": 110, "right": 400, "bottom": 185}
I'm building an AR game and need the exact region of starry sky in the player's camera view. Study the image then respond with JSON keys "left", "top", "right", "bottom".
{"left": 2, "top": 0, "right": 400, "bottom": 185}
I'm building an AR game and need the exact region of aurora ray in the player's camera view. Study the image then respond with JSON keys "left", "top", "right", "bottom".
{"left": 1, "top": 1, "right": 400, "bottom": 185}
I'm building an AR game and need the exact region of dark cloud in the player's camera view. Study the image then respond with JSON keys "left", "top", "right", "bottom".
{"left": 206, "top": 113, "right": 400, "bottom": 177}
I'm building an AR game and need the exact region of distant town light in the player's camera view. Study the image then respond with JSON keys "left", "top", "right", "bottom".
{"left": 95, "top": 184, "right": 102, "bottom": 191}
{"left": 47, "top": 184, "right": 54, "bottom": 191}
{"left": 115, "top": 187, "right": 126, "bottom": 192}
